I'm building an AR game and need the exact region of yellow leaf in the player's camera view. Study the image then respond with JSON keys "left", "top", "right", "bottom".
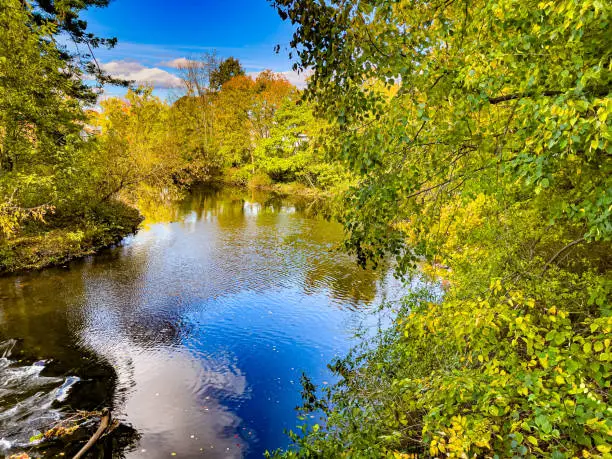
{"left": 527, "top": 436, "right": 538, "bottom": 446}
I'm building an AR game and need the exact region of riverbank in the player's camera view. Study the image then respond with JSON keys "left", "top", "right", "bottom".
{"left": 0, "top": 200, "right": 142, "bottom": 275}
{"left": 219, "top": 171, "right": 334, "bottom": 199}
{"left": 249, "top": 182, "right": 332, "bottom": 200}
{"left": 0, "top": 183, "right": 334, "bottom": 276}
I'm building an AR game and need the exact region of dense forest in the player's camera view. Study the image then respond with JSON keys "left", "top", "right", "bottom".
{"left": 1, "top": 0, "right": 610, "bottom": 457}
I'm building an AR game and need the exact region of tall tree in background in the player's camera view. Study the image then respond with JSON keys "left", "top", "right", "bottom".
{"left": 215, "top": 75, "right": 257, "bottom": 167}
{"left": 215, "top": 71, "right": 294, "bottom": 172}
{"left": 93, "top": 89, "right": 189, "bottom": 199}
{"left": 174, "top": 53, "right": 223, "bottom": 177}
{"left": 177, "top": 53, "right": 219, "bottom": 98}
{"left": 210, "top": 57, "right": 246, "bottom": 91}
{"left": 254, "top": 97, "right": 346, "bottom": 189}
{"left": 251, "top": 70, "right": 294, "bottom": 141}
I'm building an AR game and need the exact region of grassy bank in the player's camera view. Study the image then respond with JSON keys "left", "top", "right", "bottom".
{"left": 220, "top": 167, "right": 344, "bottom": 198}
{"left": 0, "top": 200, "right": 142, "bottom": 275}
{"left": 249, "top": 181, "right": 329, "bottom": 198}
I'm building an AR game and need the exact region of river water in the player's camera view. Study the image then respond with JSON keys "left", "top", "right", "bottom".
{"left": 0, "top": 187, "right": 403, "bottom": 458}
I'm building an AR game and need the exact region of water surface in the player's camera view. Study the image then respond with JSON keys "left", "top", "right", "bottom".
{"left": 0, "top": 187, "right": 401, "bottom": 457}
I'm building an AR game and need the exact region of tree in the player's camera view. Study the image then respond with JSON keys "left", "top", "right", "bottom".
{"left": 93, "top": 88, "right": 203, "bottom": 200}
{"left": 210, "top": 57, "right": 245, "bottom": 91}
{"left": 0, "top": 0, "right": 130, "bottom": 240}
{"left": 173, "top": 52, "right": 221, "bottom": 173}
{"left": 27, "top": 0, "right": 129, "bottom": 101}
{"left": 215, "top": 71, "right": 294, "bottom": 172}
{"left": 251, "top": 70, "right": 295, "bottom": 140}
{"left": 0, "top": 0, "right": 87, "bottom": 236}
{"left": 270, "top": 0, "right": 611, "bottom": 456}
{"left": 254, "top": 98, "right": 346, "bottom": 189}
{"left": 169, "top": 94, "right": 223, "bottom": 182}
{"left": 214, "top": 75, "right": 256, "bottom": 167}
{"left": 176, "top": 53, "right": 219, "bottom": 97}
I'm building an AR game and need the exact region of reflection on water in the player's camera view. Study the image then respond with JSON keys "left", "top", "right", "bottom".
{"left": 0, "top": 186, "right": 403, "bottom": 457}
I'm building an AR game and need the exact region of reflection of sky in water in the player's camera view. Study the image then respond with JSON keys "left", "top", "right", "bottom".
{"left": 0, "top": 188, "right": 406, "bottom": 458}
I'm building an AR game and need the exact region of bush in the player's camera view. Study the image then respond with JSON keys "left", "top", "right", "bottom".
{"left": 224, "top": 166, "right": 252, "bottom": 186}
{"left": 248, "top": 171, "right": 274, "bottom": 189}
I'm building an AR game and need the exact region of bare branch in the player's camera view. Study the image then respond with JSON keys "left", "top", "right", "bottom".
{"left": 541, "top": 237, "right": 586, "bottom": 275}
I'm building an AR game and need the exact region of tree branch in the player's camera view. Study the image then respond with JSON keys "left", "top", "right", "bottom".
{"left": 541, "top": 237, "right": 586, "bottom": 275}
{"left": 73, "top": 408, "right": 111, "bottom": 459}
{"left": 488, "top": 91, "right": 563, "bottom": 104}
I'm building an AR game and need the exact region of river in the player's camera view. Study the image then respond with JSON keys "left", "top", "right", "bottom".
{"left": 0, "top": 186, "right": 403, "bottom": 458}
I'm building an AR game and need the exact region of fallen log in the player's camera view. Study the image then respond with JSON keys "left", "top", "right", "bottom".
{"left": 72, "top": 408, "right": 111, "bottom": 459}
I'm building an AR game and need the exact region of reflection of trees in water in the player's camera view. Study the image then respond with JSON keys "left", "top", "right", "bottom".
{"left": 0, "top": 272, "right": 115, "bottom": 389}
{"left": 133, "top": 185, "right": 387, "bottom": 306}
{"left": 303, "top": 258, "right": 383, "bottom": 307}
{"left": 0, "top": 185, "right": 388, "bottom": 353}
{"left": 270, "top": 216, "right": 386, "bottom": 307}
{"left": 140, "top": 185, "right": 331, "bottom": 228}
{"left": 137, "top": 191, "right": 190, "bottom": 226}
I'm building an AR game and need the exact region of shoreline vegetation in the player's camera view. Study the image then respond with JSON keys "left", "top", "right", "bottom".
{"left": 267, "top": 0, "right": 611, "bottom": 457}
{"left": 0, "top": 199, "right": 142, "bottom": 275}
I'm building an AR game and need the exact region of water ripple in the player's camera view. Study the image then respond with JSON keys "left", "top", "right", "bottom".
{"left": 0, "top": 340, "right": 79, "bottom": 453}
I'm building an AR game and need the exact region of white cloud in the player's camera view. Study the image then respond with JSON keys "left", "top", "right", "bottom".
{"left": 100, "top": 60, "right": 182, "bottom": 89}
{"left": 280, "top": 70, "right": 312, "bottom": 89}
{"left": 247, "top": 69, "right": 312, "bottom": 89}
{"left": 159, "top": 57, "right": 198, "bottom": 69}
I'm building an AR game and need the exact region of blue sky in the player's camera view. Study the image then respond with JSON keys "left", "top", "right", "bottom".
{"left": 81, "top": 0, "right": 301, "bottom": 99}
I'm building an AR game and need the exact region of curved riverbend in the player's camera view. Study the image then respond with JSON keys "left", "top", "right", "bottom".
{"left": 0, "top": 187, "right": 403, "bottom": 457}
